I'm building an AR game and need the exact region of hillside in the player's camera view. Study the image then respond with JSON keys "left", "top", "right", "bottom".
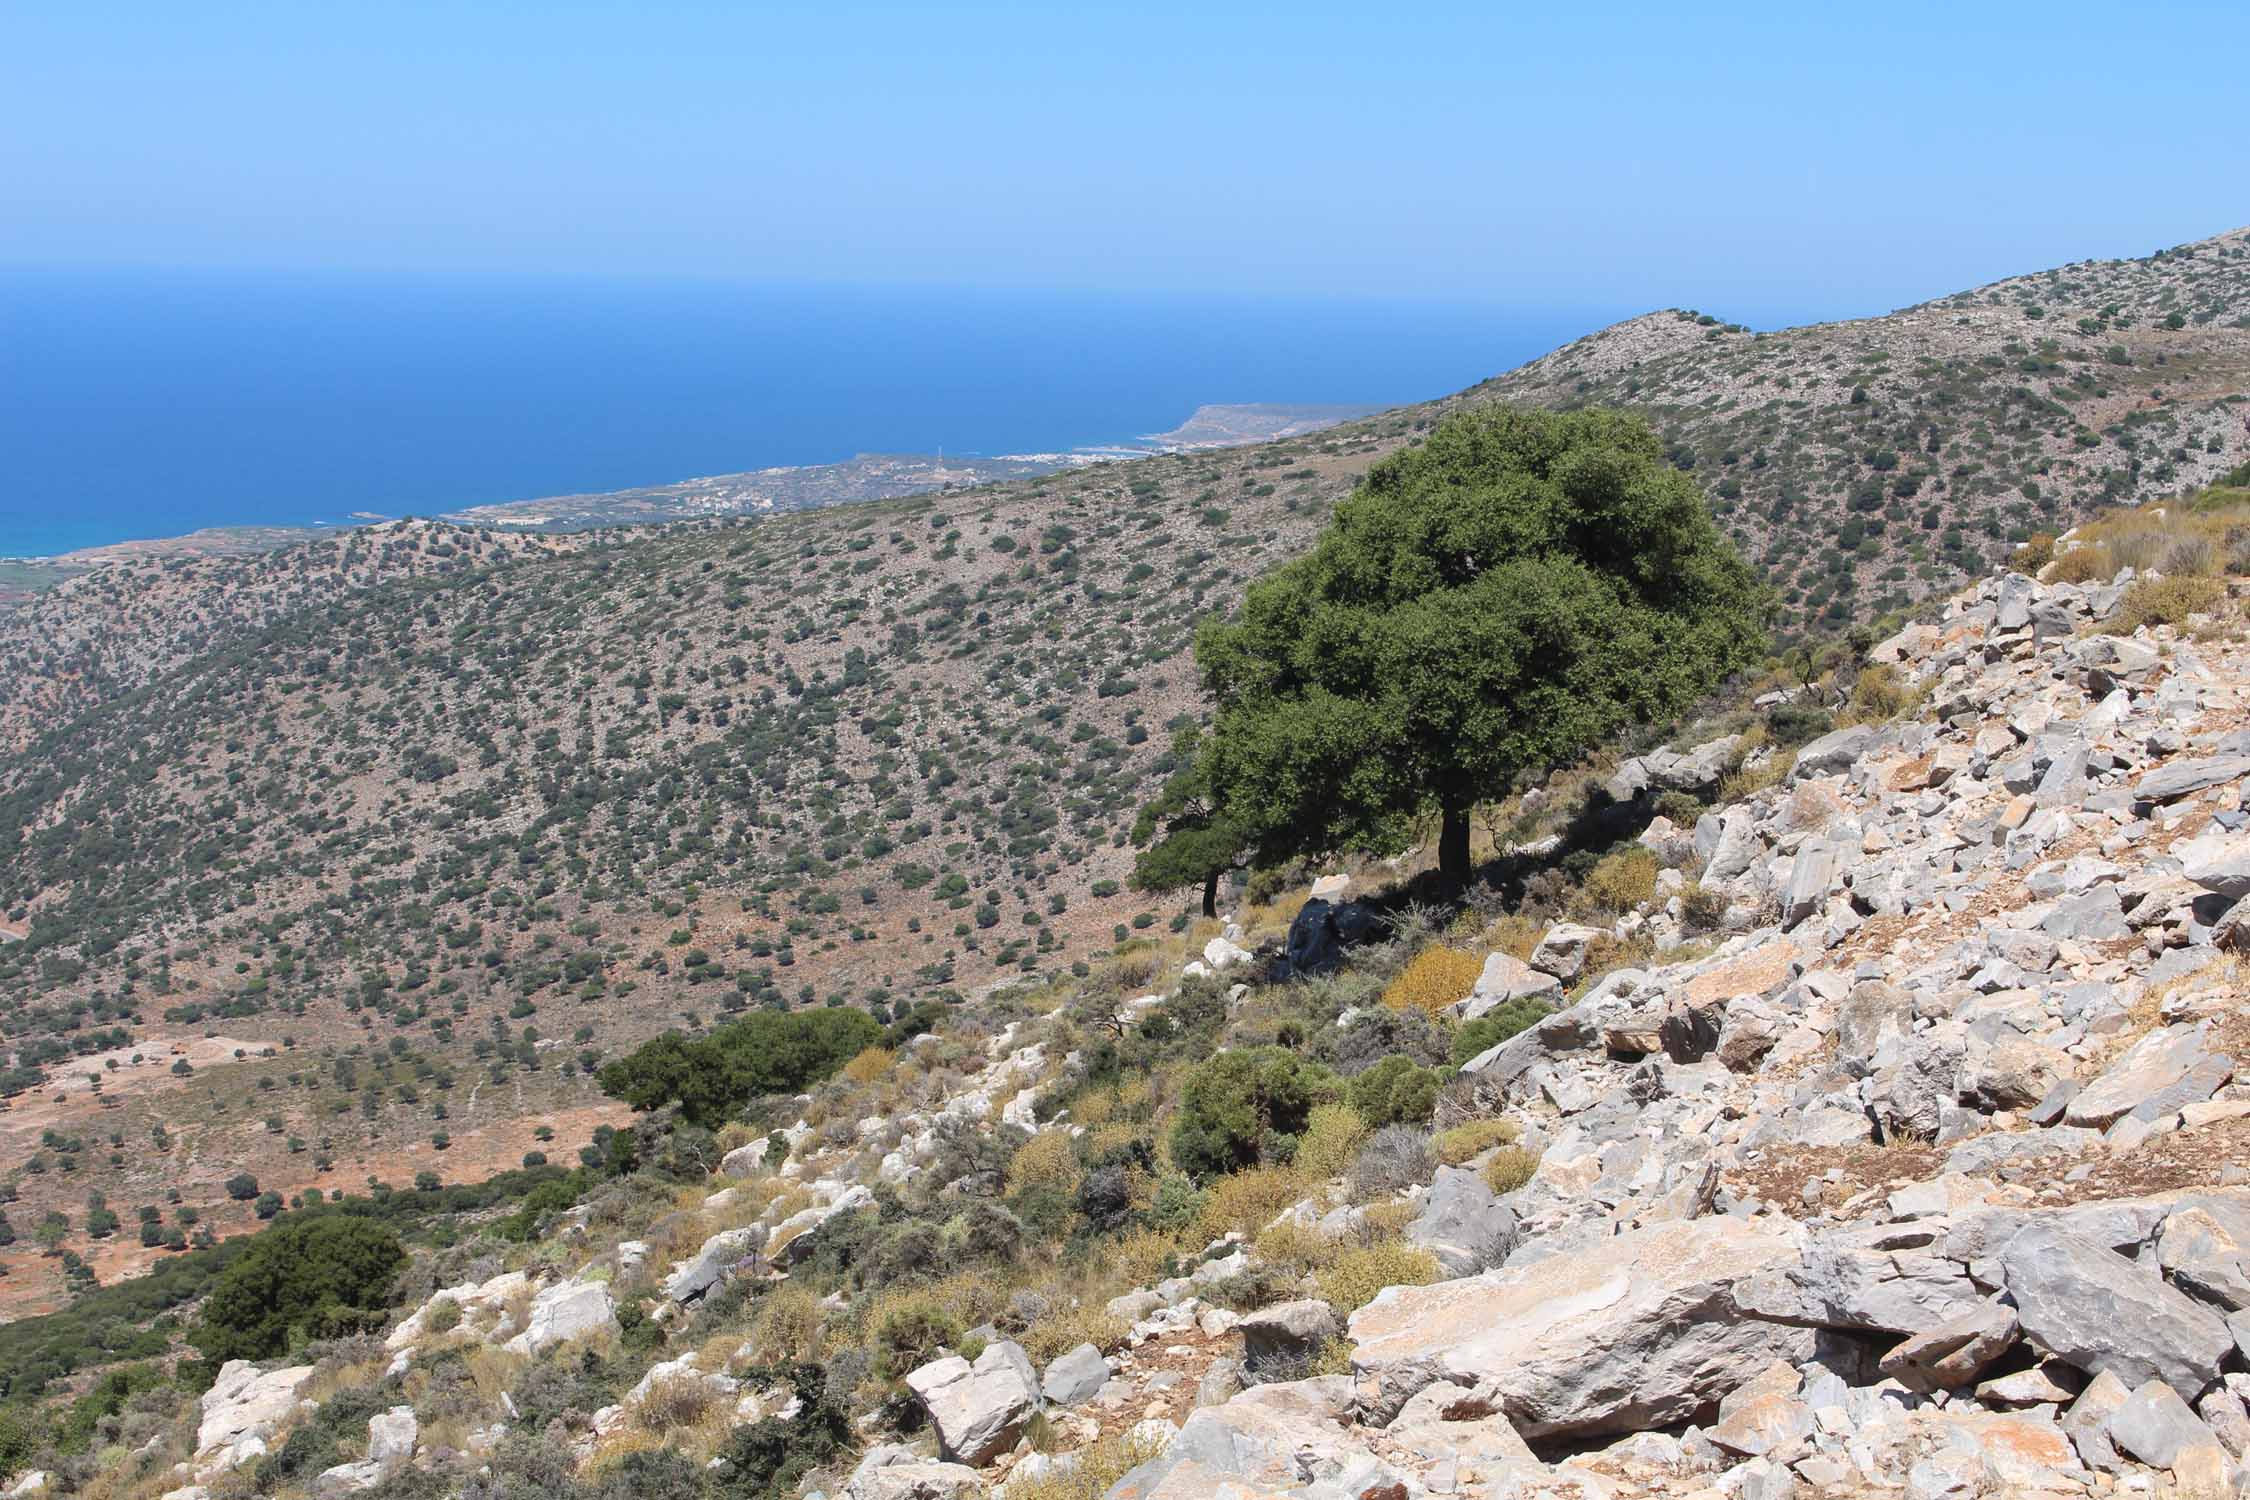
{"left": 1471, "top": 224, "right": 2250, "bottom": 630}
{"left": 1, "top": 226, "right": 2248, "bottom": 1319}
{"left": 12, "top": 515, "right": 2250, "bottom": 1500}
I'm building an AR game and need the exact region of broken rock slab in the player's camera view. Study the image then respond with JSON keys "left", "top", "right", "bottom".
{"left": 2064, "top": 1024, "right": 2233, "bottom": 1130}
{"left": 905, "top": 1340, "right": 1041, "bottom": 1467}
{"left": 1996, "top": 1222, "right": 2234, "bottom": 1397}
{"left": 1348, "top": 1215, "right": 1815, "bottom": 1438}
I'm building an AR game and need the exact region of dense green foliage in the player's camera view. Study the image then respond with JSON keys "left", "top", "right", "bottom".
{"left": 190, "top": 1217, "right": 407, "bottom": 1363}
{"left": 1189, "top": 407, "right": 1765, "bottom": 884}
{"left": 1129, "top": 725, "right": 1255, "bottom": 916}
{"left": 597, "top": 1008, "right": 880, "bottom": 1129}
{"left": 1451, "top": 997, "right": 1550, "bottom": 1065}
{"left": 1168, "top": 1046, "right": 1341, "bottom": 1181}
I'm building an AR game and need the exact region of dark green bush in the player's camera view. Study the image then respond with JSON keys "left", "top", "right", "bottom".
{"left": 1451, "top": 998, "right": 1550, "bottom": 1065}
{"left": 190, "top": 1217, "right": 406, "bottom": 1363}
{"left": 1169, "top": 1047, "right": 1341, "bottom": 1181}
{"left": 1347, "top": 1055, "right": 1444, "bottom": 1127}
{"left": 598, "top": 1008, "right": 880, "bottom": 1129}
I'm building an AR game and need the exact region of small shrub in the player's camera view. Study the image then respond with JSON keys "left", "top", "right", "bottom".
{"left": 2045, "top": 543, "right": 2115, "bottom": 584}
{"left": 1451, "top": 998, "right": 1548, "bottom": 1064}
{"left": 840, "top": 1046, "right": 896, "bottom": 1084}
{"left": 2009, "top": 533, "right": 2056, "bottom": 574}
{"left": 1316, "top": 1241, "right": 1441, "bottom": 1313}
{"left": 425, "top": 1296, "right": 462, "bottom": 1335}
{"left": 2109, "top": 575, "right": 2225, "bottom": 633}
{"left": 1293, "top": 1103, "right": 1368, "bottom": 1180}
{"left": 863, "top": 1289, "right": 961, "bottom": 1380}
{"left": 1003, "top": 1428, "right": 1166, "bottom": 1500}
{"left": 1379, "top": 947, "right": 1482, "bottom": 1016}
{"left": 1197, "top": 1165, "right": 1309, "bottom": 1240}
{"left": 1483, "top": 1147, "right": 1539, "bottom": 1195}
{"left": 1347, "top": 1056, "right": 1444, "bottom": 1128}
{"left": 1576, "top": 848, "right": 1658, "bottom": 917}
{"left": 1019, "top": 1306, "right": 1128, "bottom": 1364}
{"left": 1431, "top": 1118, "right": 1519, "bottom": 1165}
{"left": 1250, "top": 1220, "right": 1340, "bottom": 1276}
{"left": 1347, "top": 1125, "right": 1432, "bottom": 1203}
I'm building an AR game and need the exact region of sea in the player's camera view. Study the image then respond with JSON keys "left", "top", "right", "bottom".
{"left": 0, "top": 268, "right": 1622, "bottom": 557}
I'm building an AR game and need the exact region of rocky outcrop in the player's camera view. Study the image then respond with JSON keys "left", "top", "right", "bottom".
{"left": 905, "top": 1341, "right": 1041, "bottom": 1466}
{"left": 1348, "top": 1216, "right": 1815, "bottom": 1437}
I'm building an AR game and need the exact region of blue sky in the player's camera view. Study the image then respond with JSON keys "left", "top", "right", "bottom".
{"left": 3, "top": 1, "right": 2245, "bottom": 321}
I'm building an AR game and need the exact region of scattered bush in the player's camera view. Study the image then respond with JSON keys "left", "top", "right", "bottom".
{"left": 1576, "top": 848, "right": 1657, "bottom": 917}
{"left": 1379, "top": 948, "right": 1482, "bottom": 1016}
{"left": 1431, "top": 1118, "right": 1519, "bottom": 1165}
{"left": 2110, "top": 575, "right": 2225, "bottom": 633}
{"left": 1483, "top": 1147, "right": 1540, "bottom": 1195}
{"left": 1450, "top": 999, "right": 1547, "bottom": 1064}
{"left": 1347, "top": 1056, "right": 1444, "bottom": 1128}
{"left": 1292, "top": 1103, "right": 1367, "bottom": 1180}
{"left": 1197, "top": 1165, "right": 1308, "bottom": 1240}
{"left": 1347, "top": 1125, "right": 1432, "bottom": 1203}
{"left": 191, "top": 1217, "right": 406, "bottom": 1363}
{"left": 1169, "top": 1048, "right": 1340, "bottom": 1181}
{"left": 1316, "top": 1241, "right": 1442, "bottom": 1313}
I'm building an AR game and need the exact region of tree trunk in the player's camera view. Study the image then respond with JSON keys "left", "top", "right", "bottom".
{"left": 1438, "top": 802, "right": 1473, "bottom": 890}
{"left": 1201, "top": 869, "right": 1220, "bottom": 919}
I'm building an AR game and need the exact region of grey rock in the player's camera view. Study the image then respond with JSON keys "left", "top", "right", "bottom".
{"left": 2158, "top": 1208, "right": 2250, "bottom": 1312}
{"left": 842, "top": 1450, "right": 985, "bottom": 1500}
{"left": 365, "top": 1407, "right": 417, "bottom": 1466}
{"left": 1349, "top": 1216, "right": 1815, "bottom": 1438}
{"left": 1529, "top": 923, "right": 1602, "bottom": 982}
{"left": 2042, "top": 886, "right": 2130, "bottom": 943}
{"left": 1237, "top": 1300, "right": 1339, "bottom": 1379}
{"left": 905, "top": 1340, "right": 1040, "bottom": 1466}
{"left": 1996, "top": 1222, "right": 2232, "bottom": 1396}
{"left": 1794, "top": 724, "right": 1878, "bottom": 778}
{"left": 2199, "top": 1389, "right": 2250, "bottom": 1459}
{"left": 1042, "top": 1343, "right": 1111, "bottom": 1407}
{"left": 2109, "top": 1378, "right": 2217, "bottom": 1469}
{"left": 1836, "top": 981, "right": 1914, "bottom": 1073}
{"left": 2065, "top": 1024, "right": 2232, "bottom": 1129}
{"left": 2064, "top": 1370, "right": 2132, "bottom": 1472}
{"left": 2137, "top": 756, "right": 2250, "bottom": 805}
{"left": 1734, "top": 1239, "right": 1985, "bottom": 1334}
{"left": 1875, "top": 1298, "right": 2018, "bottom": 1391}
{"left": 1407, "top": 1167, "right": 1518, "bottom": 1278}
{"left": 1781, "top": 838, "right": 1840, "bottom": 929}
{"left": 2181, "top": 828, "right": 2250, "bottom": 902}
{"left": 664, "top": 1227, "right": 762, "bottom": 1304}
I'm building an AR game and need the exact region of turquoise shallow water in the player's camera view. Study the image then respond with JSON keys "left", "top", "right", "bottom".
{"left": 0, "top": 269, "right": 1617, "bottom": 556}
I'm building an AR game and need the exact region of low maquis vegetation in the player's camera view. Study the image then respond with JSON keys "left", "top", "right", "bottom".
{"left": 597, "top": 1007, "right": 880, "bottom": 1129}
{"left": 1148, "top": 406, "right": 1767, "bottom": 890}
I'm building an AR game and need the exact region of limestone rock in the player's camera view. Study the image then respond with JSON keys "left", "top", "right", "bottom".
{"left": 1530, "top": 923, "right": 1602, "bottom": 983}
{"left": 1405, "top": 1166, "right": 1518, "bottom": 1278}
{"left": 2064, "top": 1024, "right": 2232, "bottom": 1130}
{"left": 196, "top": 1360, "right": 317, "bottom": 1459}
{"left": 1042, "top": 1343, "right": 1110, "bottom": 1407}
{"left": 2109, "top": 1379, "right": 2218, "bottom": 1469}
{"left": 503, "top": 1278, "right": 617, "bottom": 1356}
{"left": 1237, "top": 1300, "right": 1339, "bottom": 1380}
{"left": 905, "top": 1340, "right": 1040, "bottom": 1466}
{"left": 1348, "top": 1216, "right": 1815, "bottom": 1438}
{"left": 1996, "top": 1222, "right": 2233, "bottom": 1396}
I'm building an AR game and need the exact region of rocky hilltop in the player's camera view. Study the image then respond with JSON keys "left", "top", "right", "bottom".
{"left": 74, "top": 533, "right": 2250, "bottom": 1500}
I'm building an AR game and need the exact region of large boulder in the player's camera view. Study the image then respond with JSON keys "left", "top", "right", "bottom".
{"left": 1405, "top": 1166, "right": 1518, "bottom": 1277}
{"left": 1997, "top": 1223, "right": 2233, "bottom": 1397}
{"left": 664, "top": 1226, "right": 762, "bottom": 1304}
{"left": 2159, "top": 1208, "right": 2250, "bottom": 1312}
{"left": 1237, "top": 1300, "right": 1339, "bottom": 1380}
{"left": 1529, "top": 923, "right": 1602, "bottom": 983}
{"left": 842, "top": 1447, "right": 986, "bottom": 1500}
{"left": 1103, "top": 1378, "right": 1389, "bottom": 1500}
{"left": 196, "top": 1360, "right": 317, "bottom": 1458}
{"left": 503, "top": 1278, "right": 617, "bottom": 1356}
{"left": 2136, "top": 756, "right": 2250, "bottom": 805}
{"left": 1732, "top": 1230, "right": 1986, "bottom": 1333}
{"left": 905, "top": 1340, "right": 1040, "bottom": 1466}
{"left": 1461, "top": 952, "right": 1563, "bottom": 1014}
{"left": 2064, "top": 1025, "right": 2232, "bottom": 1130}
{"left": 1792, "top": 724, "right": 1877, "bottom": 778}
{"left": 1347, "top": 1216, "right": 1815, "bottom": 1438}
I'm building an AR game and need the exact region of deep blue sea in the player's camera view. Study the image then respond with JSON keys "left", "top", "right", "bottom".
{"left": 0, "top": 269, "right": 1620, "bottom": 557}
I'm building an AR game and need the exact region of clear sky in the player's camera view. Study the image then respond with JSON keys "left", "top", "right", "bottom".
{"left": 3, "top": 1, "right": 2245, "bottom": 321}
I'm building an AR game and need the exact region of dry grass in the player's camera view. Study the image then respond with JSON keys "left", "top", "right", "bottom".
{"left": 1315, "top": 1241, "right": 1442, "bottom": 1313}
{"left": 1431, "top": 1118, "right": 1520, "bottom": 1165}
{"left": 1002, "top": 1429, "right": 1167, "bottom": 1500}
{"left": 1294, "top": 1102, "right": 1368, "bottom": 1180}
{"left": 2106, "top": 575, "right": 2227, "bottom": 633}
{"left": 1007, "top": 1129, "right": 1083, "bottom": 1199}
{"left": 1380, "top": 946, "right": 1483, "bottom": 1015}
{"left": 1482, "top": 1147, "right": 1539, "bottom": 1195}
{"left": 1251, "top": 1219, "right": 1342, "bottom": 1276}
{"left": 841, "top": 1045, "right": 897, "bottom": 1084}
{"left": 1197, "top": 1164, "right": 1309, "bottom": 1240}
{"left": 1575, "top": 847, "right": 1658, "bottom": 918}
{"left": 1019, "top": 1304, "right": 1131, "bottom": 1364}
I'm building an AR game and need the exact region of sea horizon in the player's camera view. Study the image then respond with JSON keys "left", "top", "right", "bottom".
{"left": 0, "top": 267, "right": 1649, "bottom": 557}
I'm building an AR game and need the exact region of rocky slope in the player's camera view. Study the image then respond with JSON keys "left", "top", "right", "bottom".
{"left": 79, "top": 544, "right": 2250, "bottom": 1500}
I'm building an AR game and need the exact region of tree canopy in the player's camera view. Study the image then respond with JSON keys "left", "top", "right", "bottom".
{"left": 598, "top": 1007, "right": 881, "bottom": 1129}
{"left": 1128, "top": 724, "right": 1256, "bottom": 916}
{"left": 190, "top": 1216, "right": 406, "bottom": 1363}
{"left": 1181, "top": 406, "right": 1765, "bottom": 887}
